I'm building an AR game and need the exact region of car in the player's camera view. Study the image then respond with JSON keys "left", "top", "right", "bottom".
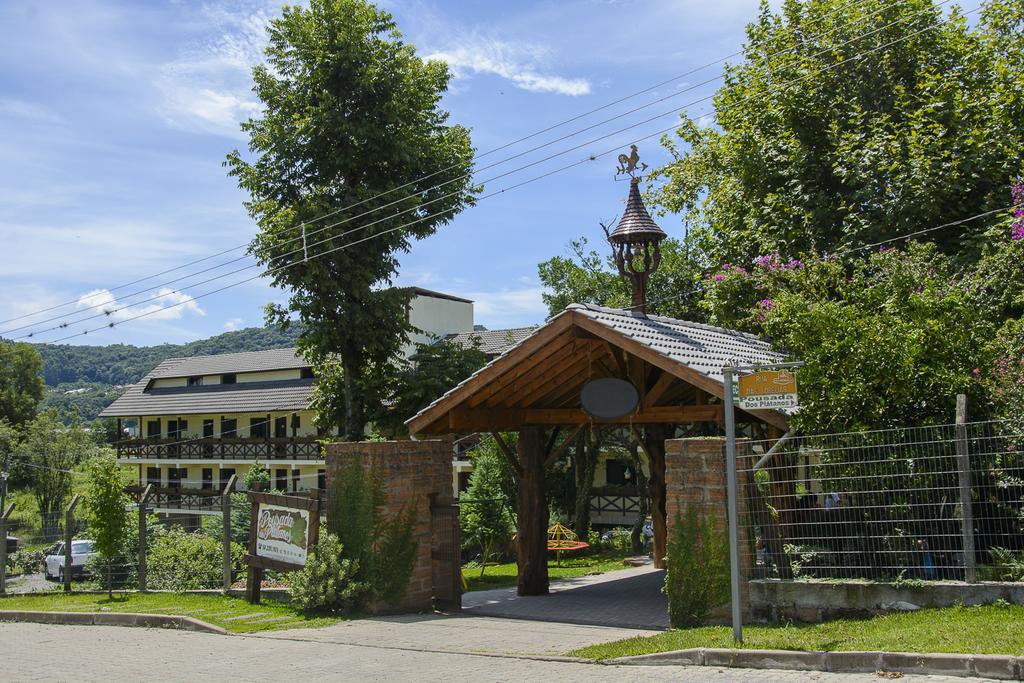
{"left": 5, "top": 535, "right": 15, "bottom": 554}
{"left": 44, "top": 539, "right": 97, "bottom": 582}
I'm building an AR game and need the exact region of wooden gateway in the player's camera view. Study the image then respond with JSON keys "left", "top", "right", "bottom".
{"left": 406, "top": 302, "right": 791, "bottom": 595}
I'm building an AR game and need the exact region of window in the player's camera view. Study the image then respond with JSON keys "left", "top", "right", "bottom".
{"left": 274, "top": 416, "right": 288, "bottom": 439}
{"left": 300, "top": 367, "right": 314, "bottom": 380}
{"left": 290, "top": 413, "right": 301, "bottom": 434}
{"left": 168, "top": 419, "right": 188, "bottom": 439}
{"left": 275, "top": 468, "right": 288, "bottom": 492}
{"left": 250, "top": 417, "right": 269, "bottom": 439}
{"left": 292, "top": 468, "right": 300, "bottom": 492}
{"left": 219, "top": 468, "right": 236, "bottom": 490}
{"left": 221, "top": 373, "right": 237, "bottom": 385}
{"left": 187, "top": 376, "right": 203, "bottom": 387}
{"left": 167, "top": 468, "right": 184, "bottom": 489}
{"left": 317, "top": 469, "right": 326, "bottom": 491}
{"left": 202, "top": 468, "right": 213, "bottom": 490}
{"left": 606, "top": 460, "right": 636, "bottom": 487}
{"left": 220, "top": 418, "right": 237, "bottom": 438}
{"left": 147, "top": 420, "right": 161, "bottom": 439}
{"left": 146, "top": 467, "right": 161, "bottom": 488}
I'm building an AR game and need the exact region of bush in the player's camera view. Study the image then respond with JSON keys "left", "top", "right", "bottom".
{"left": 6, "top": 548, "right": 45, "bottom": 575}
{"left": 147, "top": 527, "right": 245, "bottom": 591}
{"left": 288, "top": 526, "right": 367, "bottom": 612}
{"left": 664, "top": 507, "right": 730, "bottom": 628}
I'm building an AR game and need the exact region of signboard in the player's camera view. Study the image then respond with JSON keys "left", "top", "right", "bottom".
{"left": 245, "top": 490, "right": 320, "bottom": 573}
{"left": 737, "top": 369, "right": 798, "bottom": 410}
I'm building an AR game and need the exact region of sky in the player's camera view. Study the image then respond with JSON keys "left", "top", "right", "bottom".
{"left": 0, "top": 0, "right": 770, "bottom": 347}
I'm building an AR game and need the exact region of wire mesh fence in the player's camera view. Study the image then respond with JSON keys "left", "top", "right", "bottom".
{"left": 739, "top": 420, "right": 1024, "bottom": 582}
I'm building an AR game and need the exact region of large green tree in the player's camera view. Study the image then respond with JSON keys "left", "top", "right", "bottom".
{"left": 0, "top": 341, "right": 44, "bottom": 426}
{"left": 227, "top": 0, "right": 476, "bottom": 440}
{"left": 649, "top": 0, "right": 1024, "bottom": 267}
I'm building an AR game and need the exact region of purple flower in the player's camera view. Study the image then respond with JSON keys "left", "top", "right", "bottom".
{"left": 972, "top": 368, "right": 981, "bottom": 379}
{"left": 713, "top": 273, "right": 725, "bottom": 282}
{"left": 757, "top": 298, "right": 776, "bottom": 311}
{"left": 1012, "top": 180, "right": 1024, "bottom": 240}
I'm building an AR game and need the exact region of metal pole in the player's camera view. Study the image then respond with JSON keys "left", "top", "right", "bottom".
{"left": 138, "top": 485, "right": 152, "bottom": 592}
{"left": 955, "top": 394, "right": 976, "bottom": 583}
{"left": 723, "top": 366, "right": 743, "bottom": 644}
{"left": 222, "top": 474, "right": 237, "bottom": 593}
{"left": 64, "top": 495, "right": 80, "bottom": 593}
{"left": 0, "top": 502, "right": 14, "bottom": 595}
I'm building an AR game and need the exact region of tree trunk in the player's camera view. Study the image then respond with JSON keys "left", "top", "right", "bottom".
{"left": 107, "top": 560, "right": 112, "bottom": 599}
{"left": 629, "top": 441, "right": 650, "bottom": 555}
{"left": 341, "top": 353, "right": 365, "bottom": 442}
{"left": 572, "top": 431, "right": 599, "bottom": 540}
{"left": 644, "top": 424, "right": 668, "bottom": 569}
{"left": 516, "top": 426, "right": 548, "bottom": 596}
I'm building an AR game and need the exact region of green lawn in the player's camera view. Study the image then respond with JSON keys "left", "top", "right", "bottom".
{"left": 571, "top": 603, "right": 1024, "bottom": 659}
{"left": 463, "top": 549, "right": 636, "bottom": 591}
{"left": 0, "top": 592, "right": 344, "bottom": 634}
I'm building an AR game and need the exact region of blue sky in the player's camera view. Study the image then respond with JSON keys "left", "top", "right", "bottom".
{"left": 0, "top": 0, "right": 768, "bottom": 347}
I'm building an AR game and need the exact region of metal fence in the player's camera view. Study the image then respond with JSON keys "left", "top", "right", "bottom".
{"left": 739, "top": 420, "right": 1024, "bottom": 582}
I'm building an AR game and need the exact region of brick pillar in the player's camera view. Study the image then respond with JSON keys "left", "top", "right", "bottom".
{"left": 665, "top": 437, "right": 753, "bottom": 621}
{"left": 325, "top": 439, "right": 456, "bottom": 613}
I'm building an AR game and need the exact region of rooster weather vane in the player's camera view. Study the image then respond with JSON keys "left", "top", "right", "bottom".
{"left": 615, "top": 144, "right": 648, "bottom": 180}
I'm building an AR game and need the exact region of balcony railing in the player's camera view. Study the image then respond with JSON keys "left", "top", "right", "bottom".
{"left": 117, "top": 436, "right": 323, "bottom": 461}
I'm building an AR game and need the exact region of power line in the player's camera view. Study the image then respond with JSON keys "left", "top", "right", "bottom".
{"left": 1, "top": 4, "right": 980, "bottom": 351}
{"left": 0, "top": 0, "right": 907, "bottom": 332}
{"left": 6, "top": 0, "right": 956, "bottom": 343}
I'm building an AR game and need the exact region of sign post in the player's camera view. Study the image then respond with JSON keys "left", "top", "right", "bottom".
{"left": 244, "top": 486, "right": 320, "bottom": 604}
{"left": 722, "top": 360, "right": 802, "bottom": 644}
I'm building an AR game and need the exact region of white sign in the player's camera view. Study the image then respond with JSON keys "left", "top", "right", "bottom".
{"left": 255, "top": 503, "right": 311, "bottom": 567}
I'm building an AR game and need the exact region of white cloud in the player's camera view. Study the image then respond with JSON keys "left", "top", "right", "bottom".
{"left": 224, "top": 317, "right": 244, "bottom": 331}
{"left": 77, "top": 287, "right": 205, "bottom": 322}
{"left": 427, "top": 37, "right": 590, "bottom": 97}
{"left": 466, "top": 286, "right": 548, "bottom": 327}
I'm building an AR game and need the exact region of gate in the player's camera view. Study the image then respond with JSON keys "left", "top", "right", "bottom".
{"left": 430, "top": 495, "right": 461, "bottom": 611}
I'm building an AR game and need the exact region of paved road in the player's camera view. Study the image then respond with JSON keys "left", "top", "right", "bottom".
{"left": 1, "top": 621, "right": 994, "bottom": 682}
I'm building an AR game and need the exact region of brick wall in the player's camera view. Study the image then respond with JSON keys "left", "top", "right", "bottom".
{"left": 325, "top": 439, "right": 456, "bottom": 613}
{"left": 665, "top": 437, "right": 753, "bottom": 621}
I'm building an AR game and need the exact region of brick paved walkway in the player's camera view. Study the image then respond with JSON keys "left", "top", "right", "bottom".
{"left": 1, "top": 623, "right": 989, "bottom": 682}
{"left": 462, "top": 565, "right": 670, "bottom": 630}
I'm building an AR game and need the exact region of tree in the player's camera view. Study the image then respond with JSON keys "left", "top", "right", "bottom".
{"left": 370, "top": 340, "right": 487, "bottom": 436}
{"left": 17, "top": 412, "right": 96, "bottom": 540}
{"left": 0, "top": 341, "right": 44, "bottom": 427}
{"left": 226, "top": 0, "right": 476, "bottom": 441}
{"left": 460, "top": 441, "right": 515, "bottom": 574}
{"left": 649, "top": 0, "right": 1024, "bottom": 268}
{"left": 83, "top": 453, "right": 129, "bottom": 598}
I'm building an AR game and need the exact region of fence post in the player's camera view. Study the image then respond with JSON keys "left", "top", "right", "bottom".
{"left": 222, "top": 474, "right": 237, "bottom": 593}
{"left": 138, "top": 484, "right": 153, "bottom": 592}
{"left": 64, "top": 495, "right": 80, "bottom": 593}
{"left": 0, "top": 502, "right": 15, "bottom": 595}
{"left": 956, "top": 394, "right": 977, "bottom": 583}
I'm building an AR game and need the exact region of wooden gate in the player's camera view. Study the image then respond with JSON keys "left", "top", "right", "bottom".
{"left": 430, "top": 497, "right": 461, "bottom": 611}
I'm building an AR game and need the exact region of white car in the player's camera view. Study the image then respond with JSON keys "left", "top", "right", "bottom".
{"left": 44, "top": 540, "right": 97, "bottom": 582}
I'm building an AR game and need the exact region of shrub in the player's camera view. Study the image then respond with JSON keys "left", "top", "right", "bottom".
{"left": 982, "top": 547, "right": 1024, "bottom": 582}
{"left": 6, "top": 548, "right": 45, "bottom": 574}
{"left": 147, "top": 527, "right": 245, "bottom": 591}
{"left": 288, "top": 526, "right": 367, "bottom": 612}
{"left": 664, "top": 507, "right": 730, "bottom": 628}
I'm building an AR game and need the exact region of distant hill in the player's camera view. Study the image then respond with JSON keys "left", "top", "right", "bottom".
{"left": 32, "top": 326, "right": 301, "bottom": 422}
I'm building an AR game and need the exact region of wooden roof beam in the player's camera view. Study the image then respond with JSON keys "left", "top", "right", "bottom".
{"left": 443, "top": 405, "right": 724, "bottom": 432}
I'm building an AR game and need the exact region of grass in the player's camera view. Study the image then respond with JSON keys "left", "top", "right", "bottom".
{"left": 570, "top": 603, "right": 1024, "bottom": 659}
{"left": 463, "top": 548, "right": 636, "bottom": 591}
{"left": 0, "top": 591, "right": 345, "bottom": 634}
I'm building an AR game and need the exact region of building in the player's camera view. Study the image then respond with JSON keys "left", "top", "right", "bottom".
{"left": 401, "top": 287, "right": 475, "bottom": 358}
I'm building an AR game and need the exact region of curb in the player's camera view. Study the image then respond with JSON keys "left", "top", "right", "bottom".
{"left": 605, "top": 648, "right": 1023, "bottom": 679}
{"left": 0, "top": 610, "right": 227, "bottom": 635}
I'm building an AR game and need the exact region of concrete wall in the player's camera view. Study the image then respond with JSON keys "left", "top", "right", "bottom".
{"left": 750, "top": 579, "right": 1024, "bottom": 623}
{"left": 150, "top": 367, "right": 307, "bottom": 389}
{"left": 325, "top": 439, "right": 457, "bottom": 613}
{"left": 403, "top": 293, "right": 474, "bottom": 358}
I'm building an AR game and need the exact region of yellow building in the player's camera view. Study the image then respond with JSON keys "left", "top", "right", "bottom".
{"left": 100, "top": 347, "right": 324, "bottom": 516}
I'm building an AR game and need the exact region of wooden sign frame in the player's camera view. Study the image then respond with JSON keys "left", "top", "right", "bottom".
{"left": 244, "top": 487, "right": 321, "bottom": 603}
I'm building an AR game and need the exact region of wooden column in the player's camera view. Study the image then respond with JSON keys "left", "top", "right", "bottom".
{"left": 516, "top": 426, "right": 549, "bottom": 596}
{"left": 643, "top": 424, "right": 668, "bottom": 569}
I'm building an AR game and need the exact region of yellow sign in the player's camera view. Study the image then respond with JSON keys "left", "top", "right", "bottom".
{"left": 738, "top": 370, "right": 798, "bottom": 410}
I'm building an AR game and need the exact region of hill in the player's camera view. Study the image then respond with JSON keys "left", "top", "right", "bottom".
{"left": 32, "top": 326, "right": 301, "bottom": 422}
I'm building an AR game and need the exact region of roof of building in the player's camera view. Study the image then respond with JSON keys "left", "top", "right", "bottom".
{"left": 608, "top": 180, "right": 666, "bottom": 244}
{"left": 410, "top": 287, "right": 473, "bottom": 304}
{"left": 99, "top": 347, "right": 313, "bottom": 417}
{"left": 407, "top": 303, "right": 791, "bottom": 434}
{"left": 446, "top": 326, "right": 539, "bottom": 356}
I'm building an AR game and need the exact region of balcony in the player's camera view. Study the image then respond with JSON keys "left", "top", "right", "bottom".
{"left": 117, "top": 436, "right": 323, "bottom": 461}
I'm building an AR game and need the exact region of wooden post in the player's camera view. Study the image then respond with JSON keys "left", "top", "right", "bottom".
{"left": 642, "top": 425, "right": 669, "bottom": 569}
{"left": 516, "top": 426, "right": 548, "bottom": 596}
{"left": 0, "top": 502, "right": 15, "bottom": 595}
{"left": 64, "top": 495, "right": 80, "bottom": 593}
{"left": 137, "top": 485, "right": 153, "bottom": 591}
{"left": 221, "top": 474, "right": 237, "bottom": 593}
{"left": 956, "top": 394, "right": 977, "bottom": 583}
{"left": 245, "top": 482, "right": 263, "bottom": 604}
